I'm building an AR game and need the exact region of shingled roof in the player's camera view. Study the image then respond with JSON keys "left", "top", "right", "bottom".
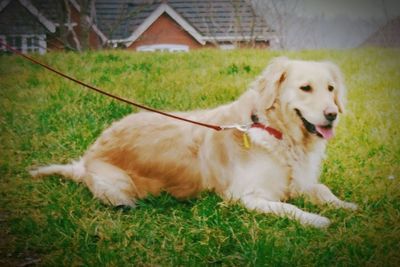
{"left": 361, "top": 17, "right": 400, "bottom": 48}
{"left": 95, "top": 0, "right": 272, "bottom": 45}
{"left": 0, "top": 0, "right": 56, "bottom": 34}
{"left": 0, "top": 0, "right": 107, "bottom": 42}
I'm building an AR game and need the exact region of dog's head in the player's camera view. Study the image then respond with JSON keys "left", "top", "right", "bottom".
{"left": 253, "top": 57, "right": 346, "bottom": 140}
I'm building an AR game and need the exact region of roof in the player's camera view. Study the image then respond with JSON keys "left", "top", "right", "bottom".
{"left": 0, "top": 0, "right": 56, "bottom": 34}
{"left": 0, "top": 0, "right": 107, "bottom": 42}
{"left": 27, "top": 0, "right": 63, "bottom": 27}
{"left": 1, "top": 0, "right": 272, "bottom": 46}
{"left": 361, "top": 17, "right": 400, "bottom": 48}
{"left": 94, "top": 0, "right": 272, "bottom": 45}
{"left": 113, "top": 3, "right": 206, "bottom": 45}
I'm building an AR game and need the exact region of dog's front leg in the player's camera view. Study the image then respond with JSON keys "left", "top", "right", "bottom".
{"left": 240, "top": 195, "right": 331, "bottom": 228}
{"left": 290, "top": 149, "right": 358, "bottom": 211}
{"left": 306, "top": 184, "right": 358, "bottom": 210}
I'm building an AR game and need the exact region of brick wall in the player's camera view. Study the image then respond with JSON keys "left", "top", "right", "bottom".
{"left": 127, "top": 13, "right": 203, "bottom": 50}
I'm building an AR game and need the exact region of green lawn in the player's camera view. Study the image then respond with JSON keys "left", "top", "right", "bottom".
{"left": 0, "top": 48, "right": 399, "bottom": 266}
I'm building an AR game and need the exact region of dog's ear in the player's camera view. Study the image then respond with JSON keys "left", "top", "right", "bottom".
{"left": 325, "top": 61, "right": 347, "bottom": 113}
{"left": 251, "top": 57, "right": 289, "bottom": 110}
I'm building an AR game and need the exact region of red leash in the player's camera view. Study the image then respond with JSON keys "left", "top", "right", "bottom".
{"left": 1, "top": 41, "right": 283, "bottom": 140}
{"left": 0, "top": 41, "right": 222, "bottom": 131}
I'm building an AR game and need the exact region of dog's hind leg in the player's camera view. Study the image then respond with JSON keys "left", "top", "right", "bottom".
{"left": 240, "top": 195, "right": 331, "bottom": 228}
{"left": 31, "top": 159, "right": 137, "bottom": 207}
{"left": 84, "top": 160, "right": 138, "bottom": 207}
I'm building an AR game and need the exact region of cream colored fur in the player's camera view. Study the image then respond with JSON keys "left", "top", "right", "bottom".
{"left": 30, "top": 57, "right": 357, "bottom": 228}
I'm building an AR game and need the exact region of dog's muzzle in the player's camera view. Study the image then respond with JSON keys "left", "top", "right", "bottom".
{"left": 295, "top": 109, "right": 335, "bottom": 139}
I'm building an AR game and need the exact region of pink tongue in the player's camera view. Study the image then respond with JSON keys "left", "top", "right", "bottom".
{"left": 316, "top": 126, "right": 334, "bottom": 140}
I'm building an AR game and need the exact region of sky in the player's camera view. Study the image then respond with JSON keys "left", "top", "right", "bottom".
{"left": 301, "top": 0, "right": 400, "bottom": 20}
{"left": 253, "top": 0, "right": 400, "bottom": 49}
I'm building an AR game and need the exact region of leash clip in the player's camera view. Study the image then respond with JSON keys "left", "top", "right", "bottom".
{"left": 220, "top": 124, "right": 250, "bottom": 133}
{"left": 220, "top": 124, "right": 252, "bottom": 149}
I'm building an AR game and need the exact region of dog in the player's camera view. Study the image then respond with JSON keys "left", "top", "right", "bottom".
{"left": 30, "top": 57, "right": 357, "bottom": 228}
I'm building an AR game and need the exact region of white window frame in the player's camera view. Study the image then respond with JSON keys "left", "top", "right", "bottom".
{"left": 219, "top": 44, "right": 236, "bottom": 50}
{"left": 1, "top": 34, "right": 46, "bottom": 54}
{"left": 136, "top": 44, "right": 189, "bottom": 52}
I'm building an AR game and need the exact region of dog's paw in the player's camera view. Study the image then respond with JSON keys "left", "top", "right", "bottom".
{"left": 341, "top": 201, "right": 358, "bottom": 211}
{"left": 28, "top": 168, "right": 40, "bottom": 177}
{"left": 312, "top": 216, "right": 331, "bottom": 228}
{"left": 306, "top": 214, "right": 331, "bottom": 228}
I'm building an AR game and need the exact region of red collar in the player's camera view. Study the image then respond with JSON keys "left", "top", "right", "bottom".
{"left": 251, "top": 122, "right": 283, "bottom": 140}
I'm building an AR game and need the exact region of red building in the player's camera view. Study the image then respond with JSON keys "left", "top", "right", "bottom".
{"left": 98, "top": 0, "right": 275, "bottom": 51}
{"left": 0, "top": 0, "right": 275, "bottom": 53}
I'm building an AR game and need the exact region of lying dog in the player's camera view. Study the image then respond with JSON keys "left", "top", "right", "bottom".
{"left": 30, "top": 57, "right": 357, "bottom": 228}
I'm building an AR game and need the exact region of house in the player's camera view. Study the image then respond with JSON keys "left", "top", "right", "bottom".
{"left": 95, "top": 0, "right": 275, "bottom": 51}
{"left": 0, "top": 0, "right": 107, "bottom": 54}
{"left": 361, "top": 17, "right": 400, "bottom": 48}
{"left": 0, "top": 0, "right": 274, "bottom": 53}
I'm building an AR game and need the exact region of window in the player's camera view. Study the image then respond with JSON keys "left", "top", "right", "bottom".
{"left": 219, "top": 44, "right": 236, "bottom": 50}
{"left": 26, "top": 36, "right": 39, "bottom": 53}
{"left": 7, "top": 35, "right": 22, "bottom": 51}
{"left": 136, "top": 44, "right": 189, "bottom": 52}
{"left": 0, "top": 34, "right": 46, "bottom": 54}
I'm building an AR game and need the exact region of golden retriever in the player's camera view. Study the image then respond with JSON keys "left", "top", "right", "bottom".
{"left": 30, "top": 57, "right": 357, "bottom": 228}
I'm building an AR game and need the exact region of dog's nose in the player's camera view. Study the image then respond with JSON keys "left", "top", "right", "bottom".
{"left": 324, "top": 108, "right": 337, "bottom": 122}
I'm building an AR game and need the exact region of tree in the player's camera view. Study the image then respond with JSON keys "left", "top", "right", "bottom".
{"left": 252, "top": 0, "right": 299, "bottom": 49}
{"left": 51, "top": 0, "right": 98, "bottom": 52}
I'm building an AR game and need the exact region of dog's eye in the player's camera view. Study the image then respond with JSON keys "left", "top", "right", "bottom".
{"left": 328, "top": 85, "right": 334, "bottom": 92}
{"left": 300, "top": 85, "right": 312, "bottom": 92}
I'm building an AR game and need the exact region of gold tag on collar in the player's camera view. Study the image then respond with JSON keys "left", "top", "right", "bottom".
{"left": 242, "top": 133, "right": 251, "bottom": 149}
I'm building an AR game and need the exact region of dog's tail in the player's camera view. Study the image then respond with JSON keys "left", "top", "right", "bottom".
{"left": 29, "top": 159, "right": 86, "bottom": 182}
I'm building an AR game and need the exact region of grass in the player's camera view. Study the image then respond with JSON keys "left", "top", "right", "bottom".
{"left": 0, "top": 48, "right": 399, "bottom": 266}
